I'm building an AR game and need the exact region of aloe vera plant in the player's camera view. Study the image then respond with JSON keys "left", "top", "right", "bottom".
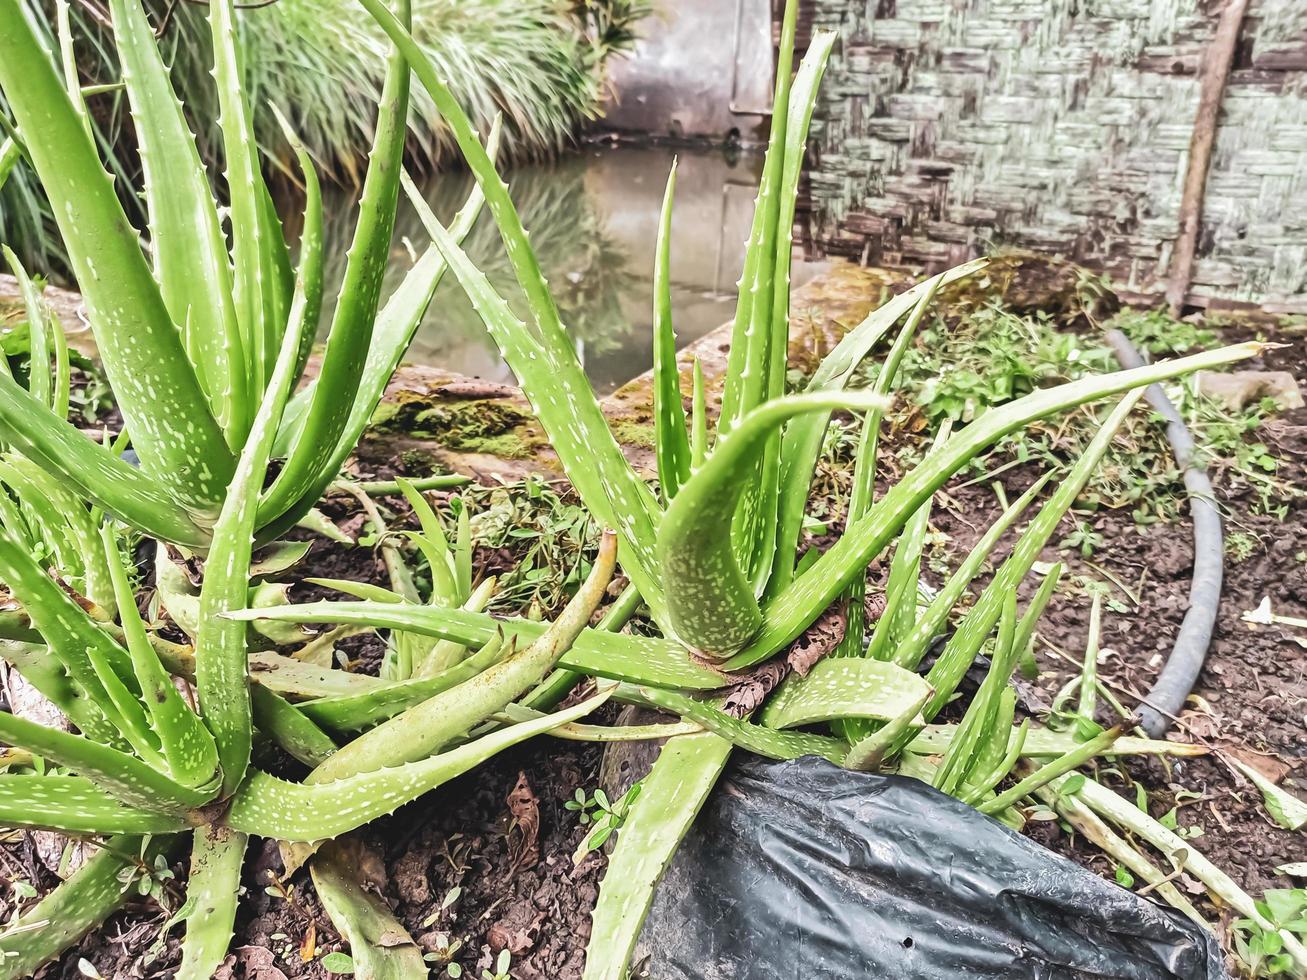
{"left": 0, "top": 0, "right": 1264, "bottom": 974}
{"left": 211, "top": 0, "right": 1265, "bottom": 973}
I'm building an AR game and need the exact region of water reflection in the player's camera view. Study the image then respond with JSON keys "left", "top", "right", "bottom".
{"left": 319, "top": 145, "right": 825, "bottom": 393}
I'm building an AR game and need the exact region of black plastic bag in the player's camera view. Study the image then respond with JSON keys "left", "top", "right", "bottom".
{"left": 638, "top": 757, "right": 1226, "bottom": 980}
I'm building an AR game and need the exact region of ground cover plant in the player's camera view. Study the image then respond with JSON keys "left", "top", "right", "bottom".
{"left": 0, "top": 0, "right": 1297, "bottom": 977}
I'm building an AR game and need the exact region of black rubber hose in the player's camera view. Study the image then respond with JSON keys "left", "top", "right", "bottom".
{"left": 1102, "top": 329, "right": 1224, "bottom": 737}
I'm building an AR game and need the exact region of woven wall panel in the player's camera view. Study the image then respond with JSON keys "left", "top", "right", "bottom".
{"left": 807, "top": 0, "right": 1307, "bottom": 311}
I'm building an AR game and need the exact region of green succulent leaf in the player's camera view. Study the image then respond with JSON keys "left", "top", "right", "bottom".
{"left": 0, "top": 774, "right": 188, "bottom": 834}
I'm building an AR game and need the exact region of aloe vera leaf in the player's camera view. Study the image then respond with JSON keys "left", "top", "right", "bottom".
{"left": 967, "top": 686, "right": 1020, "bottom": 791}
{"left": 583, "top": 732, "right": 730, "bottom": 980}
{"left": 102, "top": 526, "right": 219, "bottom": 788}
{"left": 3, "top": 246, "right": 51, "bottom": 408}
{"left": 918, "top": 397, "right": 1141, "bottom": 724}
{"left": 259, "top": 0, "right": 410, "bottom": 518}
{"left": 0, "top": 710, "right": 213, "bottom": 812}
{"left": 690, "top": 358, "right": 707, "bottom": 468}
{"left": 309, "top": 533, "right": 617, "bottom": 781}
{"left": 311, "top": 841, "right": 426, "bottom": 980}
{"left": 225, "top": 690, "right": 609, "bottom": 840}
{"left": 843, "top": 688, "right": 934, "bottom": 771}
{"left": 0, "top": 137, "right": 19, "bottom": 191}
{"left": 0, "top": 0, "right": 232, "bottom": 511}
{"left": 961, "top": 717, "right": 1029, "bottom": 805}
{"left": 233, "top": 602, "right": 726, "bottom": 691}
{"left": 894, "top": 474, "right": 1052, "bottom": 671}
{"left": 177, "top": 825, "right": 247, "bottom": 980}
{"left": 1077, "top": 592, "right": 1104, "bottom": 732}
{"left": 935, "top": 592, "right": 1019, "bottom": 795}
{"left": 0, "top": 835, "right": 153, "bottom": 980}
{"left": 619, "top": 684, "right": 848, "bottom": 765}
{"left": 979, "top": 724, "right": 1124, "bottom": 815}
{"left": 728, "top": 342, "right": 1262, "bottom": 671}
{"left": 739, "top": 28, "right": 838, "bottom": 591}
{"left": 0, "top": 371, "right": 210, "bottom": 546}
{"left": 354, "top": 0, "right": 667, "bottom": 615}
{"left": 206, "top": 0, "right": 283, "bottom": 402}
{"left": 0, "top": 638, "right": 118, "bottom": 746}
{"left": 1012, "top": 561, "right": 1062, "bottom": 679}
{"left": 411, "top": 185, "right": 666, "bottom": 622}
{"left": 716, "top": 0, "right": 800, "bottom": 439}
{"left": 494, "top": 702, "right": 701, "bottom": 742}
{"left": 1230, "top": 758, "right": 1307, "bottom": 831}
{"left": 266, "top": 120, "right": 500, "bottom": 504}
{"left": 905, "top": 724, "right": 1202, "bottom": 758}
{"left": 398, "top": 478, "right": 459, "bottom": 602}
{"left": 250, "top": 686, "right": 338, "bottom": 768}
{"left": 0, "top": 526, "right": 157, "bottom": 751}
{"left": 660, "top": 392, "right": 889, "bottom": 658}
{"left": 0, "top": 774, "right": 188, "bottom": 833}
{"left": 1037, "top": 783, "right": 1207, "bottom": 928}
{"left": 415, "top": 576, "right": 497, "bottom": 678}
{"left": 301, "top": 634, "right": 510, "bottom": 732}
{"left": 109, "top": 0, "right": 244, "bottom": 437}
{"left": 522, "top": 581, "right": 644, "bottom": 712}
{"left": 1070, "top": 775, "right": 1307, "bottom": 969}
{"left": 195, "top": 223, "right": 314, "bottom": 798}
{"left": 651, "top": 160, "right": 690, "bottom": 502}
{"left": 757, "top": 657, "right": 931, "bottom": 730}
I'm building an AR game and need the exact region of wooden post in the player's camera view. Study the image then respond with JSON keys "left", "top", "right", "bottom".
{"left": 1166, "top": 0, "right": 1249, "bottom": 316}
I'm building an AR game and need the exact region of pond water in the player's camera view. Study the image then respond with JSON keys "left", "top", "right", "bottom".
{"left": 319, "top": 145, "right": 826, "bottom": 394}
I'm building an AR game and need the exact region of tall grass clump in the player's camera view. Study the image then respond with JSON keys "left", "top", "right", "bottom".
{"left": 0, "top": 0, "right": 648, "bottom": 274}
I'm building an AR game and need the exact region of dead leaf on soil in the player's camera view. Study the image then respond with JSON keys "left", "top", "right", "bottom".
{"left": 506, "top": 771, "right": 540, "bottom": 872}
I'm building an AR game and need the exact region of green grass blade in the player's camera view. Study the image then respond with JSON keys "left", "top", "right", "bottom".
{"left": 651, "top": 159, "right": 690, "bottom": 502}
{"left": 259, "top": 0, "right": 411, "bottom": 516}
{"left": 659, "top": 392, "right": 888, "bottom": 657}
{"left": 225, "top": 690, "right": 609, "bottom": 840}
{"left": 0, "top": 774, "right": 188, "bottom": 834}
{"left": 726, "top": 341, "right": 1263, "bottom": 670}
{"left": 110, "top": 0, "right": 244, "bottom": 440}
{"left": 0, "top": 835, "right": 152, "bottom": 980}
{"left": 0, "top": 0, "right": 232, "bottom": 511}
{"left": 177, "top": 826, "right": 247, "bottom": 980}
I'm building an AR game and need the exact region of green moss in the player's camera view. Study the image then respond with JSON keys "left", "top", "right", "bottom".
{"left": 610, "top": 419, "right": 656, "bottom": 449}
{"left": 369, "top": 391, "right": 540, "bottom": 459}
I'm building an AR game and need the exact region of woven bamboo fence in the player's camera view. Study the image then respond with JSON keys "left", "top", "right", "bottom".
{"left": 805, "top": 0, "right": 1307, "bottom": 313}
